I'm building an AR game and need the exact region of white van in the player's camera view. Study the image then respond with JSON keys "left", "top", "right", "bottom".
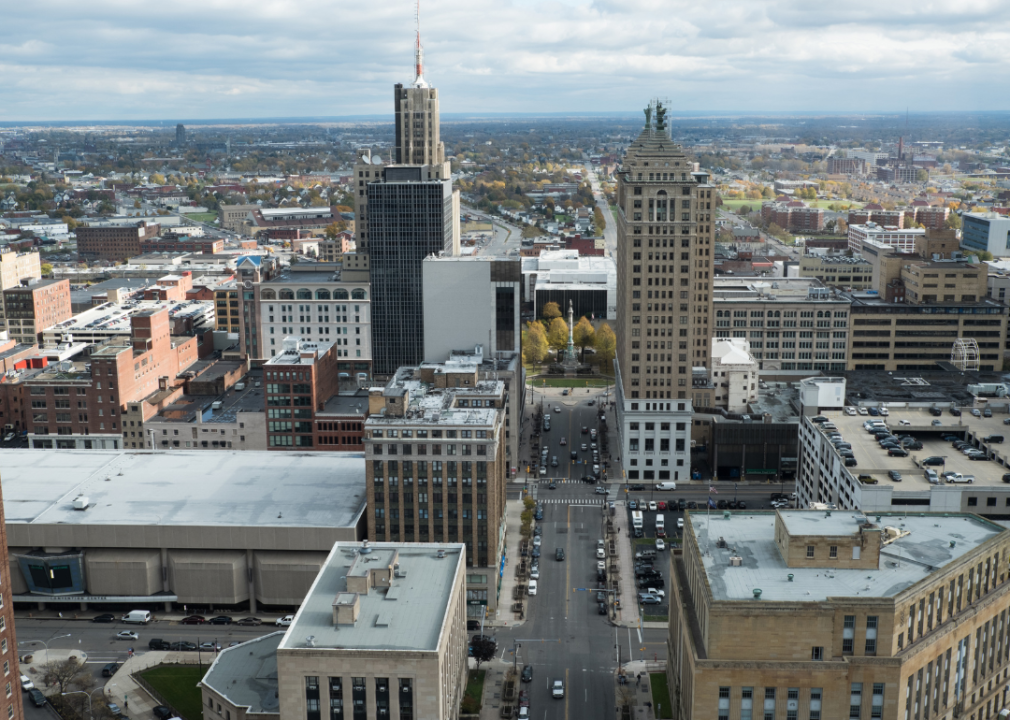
{"left": 121, "top": 610, "right": 151, "bottom": 624}
{"left": 657, "top": 482, "right": 677, "bottom": 491}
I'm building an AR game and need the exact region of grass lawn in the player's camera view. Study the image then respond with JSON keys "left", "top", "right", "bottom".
{"left": 528, "top": 377, "right": 613, "bottom": 388}
{"left": 460, "top": 669, "right": 486, "bottom": 714}
{"left": 140, "top": 665, "right": 206, "bottom": 720}
{"left": 183, "top": 212, "right": 218, "bottom": 223}
{"left": 650, "top": 672, "right": 673, "bottom": 718}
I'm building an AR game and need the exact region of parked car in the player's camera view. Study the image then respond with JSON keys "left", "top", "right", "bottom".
{"left": 152, "top": 707, "right": 174, "bottom": 720}
{"left": 208, "top": 616, "right": 233, "bottom": 625}
{"left": 28, "top": 689, "right": 46, "bottom": 708}
{"left": 628, "top": 500, "right": 637, "bottom": 510}
{"left": 639, "top": 594, "right": 663, "bottom": 605}
{"left": 922, "top": 457, "right": 946, "bottom": 466}
{"left": 148, "top": 639, "right": 171, "bottom": 650}
{"left": 19, "top": 675, "right": 34, "bottom": 692}
{"left": 521, "top": 665, "right": 533, "bottom": 683}
{"left": 276, "top": 615, "right": 295, "bottom": 627}
{"left": 180, "top": 615, "right": 206, "bottom": 624}
{"left": 102, "top": 663, "right": 119, "bottom": 677}
{"left": 170, "top": 641, "right": 197, "bottom": 651}
{"left": 528, "top": 580, "right": 538, "bottom": 596}
{"left": 888, "top": 470, "right": 902, "bottom": 481}
{"left": 235, "top": 617, "right": 262, "bottom": 626}
{"left": 92, "top": 613, "right": 116, "bottom": 623}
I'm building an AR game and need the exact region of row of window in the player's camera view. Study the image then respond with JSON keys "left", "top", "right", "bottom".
{"left": 716, "top": 687, "right": 828, "bottom": 720}
{"left": 260, "top": 288, "right": 367, "bottom": 300}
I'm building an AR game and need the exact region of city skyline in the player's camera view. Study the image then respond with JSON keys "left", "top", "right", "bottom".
{"left": 5, "top": 0, "right": 1010, "bottom": 121}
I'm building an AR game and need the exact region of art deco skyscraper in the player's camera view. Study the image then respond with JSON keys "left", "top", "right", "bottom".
{"left": 613, "top": 102, "right": 715, "bottom": 483}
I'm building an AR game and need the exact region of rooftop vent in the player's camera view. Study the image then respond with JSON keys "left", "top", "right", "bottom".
{"left": 436, "top": 549, "right": 445, "bottom": 559}
{"left": 359, "top": 540, "right": 372, "bottom": 555}
{"left": 72, "top": 496, "right": 89, "bottom": 511}
{"left": 752, "top": 588, "right": 763, "bottom": 599}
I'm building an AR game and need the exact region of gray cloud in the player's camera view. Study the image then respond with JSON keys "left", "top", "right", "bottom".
{"left": 2, "top": 0, "right": 1010, "bottom": 120}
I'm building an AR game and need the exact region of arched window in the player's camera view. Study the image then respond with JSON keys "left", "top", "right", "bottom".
{"left": 333, "top": 289, "right": 349, "bottom": 300}
{"left": 351, "top": 289, "right": 367, "bottom": 300}
{"left": 279, "top": 288, "right": 295, "bottom": 300}
{"left": 296, "top": 289, "right": 312, "bottom": 300}
{"left": 316, "top": 289, "right": 331, "bottom": 300}
{"left": 260, "top": 289, "right": 276, "bottom": 300}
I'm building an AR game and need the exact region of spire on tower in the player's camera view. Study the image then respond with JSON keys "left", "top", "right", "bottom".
{"left": 413, "top": 0, "right": 429, "bottom": 88}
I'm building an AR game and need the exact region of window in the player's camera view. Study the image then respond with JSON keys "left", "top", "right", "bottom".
{"left": 811, "top": 646, "right": 823, "bottom": 660}
{"left": 764, "top": 688, "right": 776, "bottom": 720}
{"left": 741, "top": 687, "right": 753, "bottom": 720}
{"left": 810, "top": 688, "right": 822, "bottom": 720}
{"left": 829, "top": 545, "right": 838, "bottom": 559}
{"left": 718, "top": 687, "right": 730, "bottom": 720}
{"left": 865, "top": 616, "right": 878, "bottom": 655}
{"left": 849, "top": 682, "right": 862, "bottom": 719}
{"left": 842, "top": 615, "right": 855, "bottom": 654}
{"left": 806, "top": 545, "right": 815, "bottom": 558}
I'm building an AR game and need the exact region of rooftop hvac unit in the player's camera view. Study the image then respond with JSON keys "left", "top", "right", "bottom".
{"left": 729, "top": 556, "right": 742, "bottom": 566}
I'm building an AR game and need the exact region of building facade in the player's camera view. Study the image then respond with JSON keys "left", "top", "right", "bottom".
{"left": 849, "top": 223, "right": 925, "bottom": 254}
{"left": 76, "top": 222, "right": 160, "bottom": 261}
{"left": 0, "top": 477, "right": 22, "bottom": 720}
{"left": 263, "top": 338, "right": 340, "bottom": 450}
{"left": 0, "top": 250, "right": 40, "bottom": 292}
{"left": 364, "top": 363, "right": 508, "bottom": 617}
{"left": 799, "top": 253, "right": 874, "bottom": 290}
{"left": 1, "top": 278, "right": 72, "bottom": 346}
{"left": 368, "top": 167, "right": 456, "bottom": 376}
{"left": 713, "top": 278, "right": 851, "bottom": 372}
{"left": 613, "top": 103, "right": 715, "bottom": 483}
{"left": 669, "top": 506, "right": 1010, "bottom": 720}
{"left": 963, "top": 212, "right": 1010, "bottom": 258}
{"left": 273, "top": 542, "right": 468, "bottom": 720}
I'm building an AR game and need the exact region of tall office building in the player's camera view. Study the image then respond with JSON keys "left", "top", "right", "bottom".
{"left": 175, "top": 123, "right": 186, "bottom": 146}
{"left": 369, "top": 165, "right": 455, "bottom": 375}
{"left": 613, "top": 102, "right": 716, "bottom": 482}
{"left": 345, "top": 17, "right": 452, "bottom": 283}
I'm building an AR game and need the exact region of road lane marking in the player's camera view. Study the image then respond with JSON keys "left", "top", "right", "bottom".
{"left": 565, "top": 667, "right": 569, "bottom": 720}
{"left": 565, "top": 503, "right": 570, "bottom": 619}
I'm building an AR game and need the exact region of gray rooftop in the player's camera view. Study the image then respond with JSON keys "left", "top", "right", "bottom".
{"left": 695, "top": 510, "right": 1003, "bottom": 602}
{"left": 279, "top": 542, "right": 464, "bottom": 653}
{"left": 201, "top": 632, "right": 282, "bottom": 714}
{"left": 0, "top": 450, "right": 366, "bottom": 529}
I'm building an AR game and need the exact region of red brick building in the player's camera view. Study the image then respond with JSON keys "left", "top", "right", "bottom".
{"left": 761, "top": 200, "right": 825, "bottom": 232}
{"left": 263, "top": 338, "right": 342, "bottom": 450}
{"left": 2, "top": 279, "right": 72, "bottom": 346}
{"left": 140, "top": 235, "right": 225, "bottom": 254}
{"left": 76, "top": 222, "right": 160, "bottom": 260}
{"left": 26, "top": 308, "right": 200, "bottom": 450}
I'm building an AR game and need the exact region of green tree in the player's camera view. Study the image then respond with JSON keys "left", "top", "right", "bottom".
{"left": 946, "top": 213, "right": 962, "bottom": 230}
{"left": 40, "top": 263, "right": 53, "bottom": 276}
{"left": 523, "top": 322, "right": 549, "bottom": 367}
{"left": 61, "top": 216, "right": 78, "bottom": 231}
{"left": 594, "top": 323, "right": 616, "bottom": 372}
{"left": 573, "top": 316, "right": 595, "bottom": 358}
{"left": 977, "top": 250, "right": 994, "bottom": 262}
{"left": 542, "top": 301, "right": 561, "bottom": 323}
{"left": 547, "top": 317, "right": 569, "bottom": 354}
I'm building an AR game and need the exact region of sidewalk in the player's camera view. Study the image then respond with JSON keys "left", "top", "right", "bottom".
{"left": 103, "top": 650, "right": 203, "bottom": 718}
{"left": 490, "top": 497, "right": 530, "bottom": 629}
{"left": 614, "top": 660, "right": 669, "bottom": 720}
{"left": 609, "top": 498, "right": 640, "bottom": 628}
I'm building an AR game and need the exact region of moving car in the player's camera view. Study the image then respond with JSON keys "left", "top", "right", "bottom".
{"left": 276, "top": 615, "right": 295, "bottom": 626}
{"left": 116, "top": 631, "right": 139, "bottom": 641}
{"left": 521, "top": 665, "right": 533, "bottom": 683}
{"left": 208, "top": 616, "right": 233, "bottom": 625}
{"left": 552, "top": 680, "right": 565, "bottom": 699}
{"left": 555, "top": 548, "right": 565, "bottom": 561}
{"left": 655, "top": 539, "right": 666, "bottom": 551}
{"left": 921, "top": 457, "right": 946, "bottom": 466}
{"left": 152, "top": 706, "right": 174, "bottom": 720}
{"left": 236, "top": 617, "right": 262, "bottom": 626}
{"left": 102, "top": 663, "right": 119, "bottom": 677}
{"left": 92, "top": 613, "right": 116, "bottom": 623}
{"left": 180, "top": 615, "right": 206, "bottom": 624}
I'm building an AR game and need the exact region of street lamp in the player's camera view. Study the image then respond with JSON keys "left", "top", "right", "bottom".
{"left": 20, "top": 634, "right": 70, "bottom": 665}
{"left": 62, "top": 688, "right": 105, "bottom": 720}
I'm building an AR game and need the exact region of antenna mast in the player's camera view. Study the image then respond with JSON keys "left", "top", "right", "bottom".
{"left": 413, "top": 0, "right": 427, "bottom": 88}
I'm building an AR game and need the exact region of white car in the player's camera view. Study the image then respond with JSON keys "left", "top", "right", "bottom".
{"left": 19, "top": 675, "right": 33, "bottom": 692}
{"left": 642, "top": 588, "right": 665, "bottom": 599}
{"left": 857, "top": 407, "right": 868, "bottom": 415}
{"left": 530, "top": 566, "right": 540, "bottom": 580}
{"left": 899, "top": 419, "right": 911, "bottom": 426}
{"left": 116, "top": 631, "right": 139, "bottom": 641}
{"left": 597, "top": 560, "right": 606, "bottom": 572}
{"left": 655, "top": 539, "right": 666, "bottom": 551}
{"left": 528, "top": 580, "right": 538, "bottom": 596}
{"left": 533, "top": 535, "right": 542, "bottom": 547}
{"left": 552, "top": 679, "right": 565, "bottom": 698}
{"left": 844, "top": 407, "right": 857, "bottom": 416}
{"left": 543, "top": 414, "right": 551, "bottom": 423}
{"left": 879, "top": 407, "right": 889, "bottom": 416}
{"left": 596, "top": 548, "right": 605, "bottom": 559}
{"left": 554, "top": 406, "right": 561, "bottom": 413}
{"left": 275, "top": 615, "right": 294, "bottom": 627}
{"left": 3, "top": 432, "right": 14, "bottom": 442}
{"left": 648, "top": 501, "right": 657, "bottom": 511}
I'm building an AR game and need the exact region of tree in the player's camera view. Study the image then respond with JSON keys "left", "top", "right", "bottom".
{"left": 573, "top": 316, "right": 595, "bottom": 359}
{"left": 61, "top": 216, "right": 78, "bottom": 231}
{"left": 149, "top": 173, "right": 166, "bottom": 185}
{"left": 523, "top": 322, "right": 549, "bottom": 367}
{"left": 594, "top": 323, "right": 616, "bottom": 372}
{"left": 40, "top": 263, "right": 53, "bottom": 276}
{"left": 470, "top": 636, "right": 497, "bottom": 672}
{"left": 40, "top": 657, "right": 89, "bottom": 694}
{"left": 323, "top": 221, "right": 347, "bottom": 240}
{"left": 547, "top": 317, "right": 569, "bottom": 354}
{"left": 542, "top": 301, "right": 561, "bottom": 323}
{"left": 977, "top": 250, "right": 994, "bottom": 262}
{"left": 946, "top": 213, "right": 962, "bottom": 230}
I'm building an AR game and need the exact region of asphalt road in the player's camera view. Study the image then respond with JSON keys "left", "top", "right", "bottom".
{"left": 530, "top": 392, "right": 608, "bottom": 483}
{"left": 491, "top": 483, "right": 668, "bottom": 720}
{"left": 583, "top": 161, "right": 616, "bottom": 258}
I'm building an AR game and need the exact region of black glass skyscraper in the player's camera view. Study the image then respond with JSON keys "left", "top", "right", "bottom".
{"left": 368, "top": 166, "right": 454, "bottom": 375}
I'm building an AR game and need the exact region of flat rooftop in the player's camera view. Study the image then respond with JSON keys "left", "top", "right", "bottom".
{"left": 814, "top": 407, "right": 1010, "bottom": 489}
{"left": 841, "top": 370, "right": 1006, "bottom": 405}
{"left": 44, "top": 299, "right": 214, "bottom": 335}
{"left": 201, "top": 632, "right": 281, "bottom": 714}
{"left": 0, "top": 450, "right": 365, "bottom": 529}
{"left": 695, "top": 510, "right": 1003, "bottom": 602}
{"left": 280, "top": 542, "right": 463, "bottom": 653}
{"left": 368, "top": 376, "right": 504, "bottom": 428}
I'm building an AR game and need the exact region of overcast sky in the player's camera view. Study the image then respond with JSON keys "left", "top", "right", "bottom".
{"left": 3, "top": 0, "right": 1010, "bottom": 122}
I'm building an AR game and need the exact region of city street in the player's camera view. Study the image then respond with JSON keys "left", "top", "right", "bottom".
{"left": 527, "top": 387, "right": 611, "bottom": 483}
{"left": 489, "top": 481, "right": 669, "bottom": 720}
{"left": 583, "top": 160, "right": 617, "bottom": 258}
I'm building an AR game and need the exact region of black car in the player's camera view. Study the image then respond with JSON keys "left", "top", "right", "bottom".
{"left": 534, "top": 511, "right": 543, "bottom": 521}
{"left": 521, "top": 665, "right": 533, "bottom": 683}
{"left": 888, "top": 470, "right": 902, "bottom": 481}
{"left": 598, "top": 602, "right": 608, "bottom": 615}
{"left": 153, "top": 707, "right": 174, "bottom": 720}
{"left": 531, "top": 547, "right": 541, "bottom": 558}
{"left": 582, "top": 476, "right": 596, "bottom": 483}
{"left": 92, "top": 613, "right": 116, "bottom": 623}
{"left": 102, "top": 662, "right": 119, "bottom": 677}
{"left": 888, "top": 448, "right": 909, "bottom": 457}
{"left": 28, "top": 689, "right": 46, "bottom": 708}
{"left": 686, "top": 501, "right": 698, "bottom": 509}
{"left": 950, "top": 407, "right": 962, "bottom": 416}
{"left": 208, "top": 616, "right": 233, "bottom": 625}
{"left": 471, "top": 634, "right": 497, "bottom": 648}
{"left": 466, "top": 620, "right": 481, "bottom": 632}
{"left": 597, "top": 568, "right": 607, "bottom": 581}
{"left": 148, "top": 639, "right": 171, "bottom": 650}
{"left": 737, "top": 500, "right": 747, "bottom": 509}
{"left": 716, "top": 499, "right": 728, "bottom": 510}
{"left": 678, "top": 499, "right": 687, "bottom": 510}
{"left": 533, "top": 526, "right": 542, "bottom": 536}
{"left": 170, "top": 641, "right": 197, "bottom": 651}
{"left": 555, "top": 548, "right": 565, "bottom": 561}
{"left": 637, "top": 577, "right": 665, "bottom": 589}
{"left": 629, "top": 484, "right": 646, "bottom": 491}
{"left": 235, "top": 617, "right": 262, "bottom": 626}
{"left": 922, "top": 456, "right": 946, "bottom": 466}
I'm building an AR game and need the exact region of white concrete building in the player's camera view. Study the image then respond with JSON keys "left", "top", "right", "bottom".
{"left": 710, "top": 338, "right": 758, "bottom": 412}
{"left": 962, "top": 211, "right": 1010, "bottom": 257}
{"left": 848, "top": 222, "right": 925, "bottom": 254}
{"left": 521, "top": 249, "right": 617, "bottom": 321}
